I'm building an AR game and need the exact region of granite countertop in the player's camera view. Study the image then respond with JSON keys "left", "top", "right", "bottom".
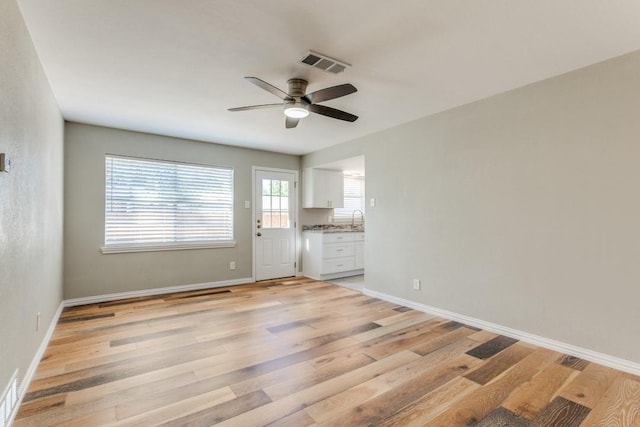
{"left": 302, "top": 224, "right": 365, "bottom": 233}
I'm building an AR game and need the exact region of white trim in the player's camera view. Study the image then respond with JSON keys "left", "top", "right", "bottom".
{"left": 64, "top": 277, "right": 252, "bottom": 307}
{"left": 305, "top": 269, "right": 364, "bottom": 282}
{"left": 1, "top": 369, "right": 18, "bottom": 427}
{"left": 100, "top": 240, "right": 236, "bottom": 254}
{"left": 362, "top": 288, "right": 640, "bottom": 376}
{"left": 7, "top": 301, "right": 64, "bottom": 426}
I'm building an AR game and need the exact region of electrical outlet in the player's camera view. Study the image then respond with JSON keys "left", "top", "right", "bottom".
{"left": 229, "top": 261, "right": 236, "bottom": 270}
{"left": 370, "top": 197, "right": 376, "bottom": 208}
{"left": 412, "top": 279, "right": 421, "bottom": 290}
{"left": 244, "top": 200, "right": 250, "bottom": 208}
{"left": 36, "top": 312, "right": 41, "bottom": 331}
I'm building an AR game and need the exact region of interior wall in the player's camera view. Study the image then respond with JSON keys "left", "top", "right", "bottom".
{"left": 300, "top": 207, "right": 334, "bottom": 226}
{"left": 64, "top": 123, "right": 300, "bottom": 299}
{"left": 303, "top": 49, "right": 640, "bottom": 363}
{"left": 0, "top": 0, "right": 64, "bottom": 394}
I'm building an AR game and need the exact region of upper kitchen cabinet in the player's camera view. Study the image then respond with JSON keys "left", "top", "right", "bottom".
{"left": 303, "top": 168, "right": 344, "bottom": 208}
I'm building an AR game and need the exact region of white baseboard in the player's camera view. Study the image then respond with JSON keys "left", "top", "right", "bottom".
{"left": 363, "top": 287, "right": 640, "bottom": 377}
{"left": 7, "top": 301, "right": 64, "bottom": 426}
{"left": 63, "top": 277, "right": 253, "bottom": 307}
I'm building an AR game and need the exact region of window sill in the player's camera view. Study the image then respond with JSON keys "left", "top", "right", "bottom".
{"left": 101, "top": 241, "right": 236, "bottom": 254}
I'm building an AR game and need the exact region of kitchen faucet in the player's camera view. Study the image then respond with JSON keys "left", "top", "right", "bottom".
{"left": 351, "top": 209, "right": 364, "bottom": 229}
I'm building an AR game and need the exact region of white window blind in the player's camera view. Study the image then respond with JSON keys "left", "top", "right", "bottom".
{"left": 333, "top": 176, "right": 365, "bottom": 222}
{"left": 104, "top": 155, "right": 234, "bottom": 252}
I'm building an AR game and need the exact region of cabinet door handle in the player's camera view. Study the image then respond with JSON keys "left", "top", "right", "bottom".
{"left": 337, "top": 264, "right": 343, "bottom": 267}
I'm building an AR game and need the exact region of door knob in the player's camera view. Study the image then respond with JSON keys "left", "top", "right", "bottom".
{"left": 256, "top": 232, "right": 262, "bottom": 237}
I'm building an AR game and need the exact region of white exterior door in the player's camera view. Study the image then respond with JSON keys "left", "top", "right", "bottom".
{"left": 254, "top": 169, "right": 297, "bottom": 281}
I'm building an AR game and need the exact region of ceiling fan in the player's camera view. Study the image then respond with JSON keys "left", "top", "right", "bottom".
{"left": 228, "top": 77, "right": 358, "bottom": 128}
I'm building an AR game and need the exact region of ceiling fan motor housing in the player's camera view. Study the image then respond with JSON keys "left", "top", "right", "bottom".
{"left": 287, "top": 79, "right": 308, "bottom": 99}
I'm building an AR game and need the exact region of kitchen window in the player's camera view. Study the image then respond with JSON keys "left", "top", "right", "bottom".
{"left": 333, "top": 175, "right": 365, "bottom": 222}
{"left": 102, "top": 155, "right": 235, "bottom": 253}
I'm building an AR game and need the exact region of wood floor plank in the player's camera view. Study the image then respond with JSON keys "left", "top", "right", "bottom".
{"left": 427, "top": 348, "right": 560, "bottom": 426}
{"left": 351, "top": 312, "right": 435, "bottom": 342}
{"left": 158, "top": 390, "right": 271, "bottom": 427}
{"left": 52, "top": 407, "right": 117, "bottom": 427}
{"left": 466, "top": 335, "right": 519, "bottom": 359}
{"left": 307, "top": 336, "right": 482, "bottom": 425}
{"left": 265, "top": 410, "right": 317, "bottom": 427}
{"left": 530, "top": 396, "right": 591, "bottom": 427}
{"left": 464, "top": 343, "right": 534, "bottom": 385}
{"left": 231, "top": 350, "right": 374, "bottom": 398}
{"left": 303, "top": 375, "right": 393, "bottom": 423}
{"left": 216, "top": 350, "right": 421, "bottom": 427}
{"left": 476, "top": 406, "right": 530, "bottom": 427}
{"left": 115, "top": 343, "right": 334, "bottom": 419}
{"left": 411, "top": 326, "right": 477, "bottom": 356}
{"left": 15, "top": 278, "right": 640, "bottom": 426}
{"left": 317, "top": 354, "right": 481, "bottom": 426}
{"left": 15, "top": 372, "right": 199, "bottom": 426}
{"left": 560, "top": 354, "right": 591, "bottom": 371}
{"left": 376, "top": 377, "right": 481, "bottom": 427}
{"left": 23, "top": 338, "right": 228, "bottom": 401}
{"left": 501, "top": 361, "right": 576, "bottom": 419}
{"left": 269, "top": 348, "right": 420, "bottom": 403}
{"left": 361, "top": 318, "right": 453, "bottom": 360}
{"left": 15, "top": 393, "right": 67, "bottom": 419}
{"left": 116, "top": 387, "right": 237, "bottom": 427}
{"left": 468, "top": 329, "right": 499, "bottom": 342}
{"left": 558, "top": 362, "right": 621, "bottom": 409}
{"left": 580, "top": 377, "right": 640, "bottom": 426}
{"left": 373, "top": 309, "right": 428, "bottom": 326}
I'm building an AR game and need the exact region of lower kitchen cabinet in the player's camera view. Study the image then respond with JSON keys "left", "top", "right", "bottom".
{"left": 355, "top": 232, "right": 365, "bottom": 269}
{"left": 302, "top": 231, "right": 364, "bottom": 280}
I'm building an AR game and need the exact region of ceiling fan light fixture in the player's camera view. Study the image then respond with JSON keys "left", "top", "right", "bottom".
{"left": 283, "top": 103, "right": 309, "bottom": 119}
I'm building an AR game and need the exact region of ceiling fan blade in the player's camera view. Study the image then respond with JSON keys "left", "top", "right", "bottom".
{"left": 245, "top": 77, "right": 290, "bottom": 100}
{"left": 228, "top": 103, "right": 282, "bottom": 112}
{"left": 304, "top": 83, "right": 357, "bottom": 104}
{"left": 285, "top": 116, "right": 300, "bottom": 129}
{"left": 308, "top": 104, "right": 358, "bottom": 122}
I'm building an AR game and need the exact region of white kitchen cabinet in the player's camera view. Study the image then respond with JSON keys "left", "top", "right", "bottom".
{"left": 355, "top": 232, "right": 365, "bottom": 269}
{"left": 303, "top": 168, "right": 344, "bottom": 208}
{"left": 303, "top": 231, "right": 364, "bottom": 280}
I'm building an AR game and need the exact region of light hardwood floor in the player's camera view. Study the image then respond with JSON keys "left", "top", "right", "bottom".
{"left": 15, "top": 278, "right": 640, "bottom": 426}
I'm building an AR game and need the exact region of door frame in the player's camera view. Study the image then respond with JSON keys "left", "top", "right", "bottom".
{"left": 252, "top": 166, "right": 299, "bottom": 282}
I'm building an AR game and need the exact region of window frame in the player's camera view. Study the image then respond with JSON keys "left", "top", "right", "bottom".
{"left": 101, "top": 154, "right": 236, "bottom": 254}
{"left": 332, "top": 175, "right": 365, "bottom": 223}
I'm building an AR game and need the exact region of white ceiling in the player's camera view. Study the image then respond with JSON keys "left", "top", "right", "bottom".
{"left": 17, "top": 1, "right": 640, "bottom": 155}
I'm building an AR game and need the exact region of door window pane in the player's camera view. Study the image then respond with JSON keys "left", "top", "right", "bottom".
{"left": 261, "top": 178, "right": 290, "bottom": 229}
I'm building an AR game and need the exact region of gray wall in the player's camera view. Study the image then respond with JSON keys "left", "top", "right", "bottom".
{"left": 64, "top": 123, "right": 300, "bottom": 299}
{"left": 0, "top": 0, "right": 64, "bottom": 394}
{"left": 303, "top": 50, "right": 640, "bottom": 363}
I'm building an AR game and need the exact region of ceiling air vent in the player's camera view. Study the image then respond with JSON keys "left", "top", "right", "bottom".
{"left": 299, "top": 51, "right": 350, "bottom": 74}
